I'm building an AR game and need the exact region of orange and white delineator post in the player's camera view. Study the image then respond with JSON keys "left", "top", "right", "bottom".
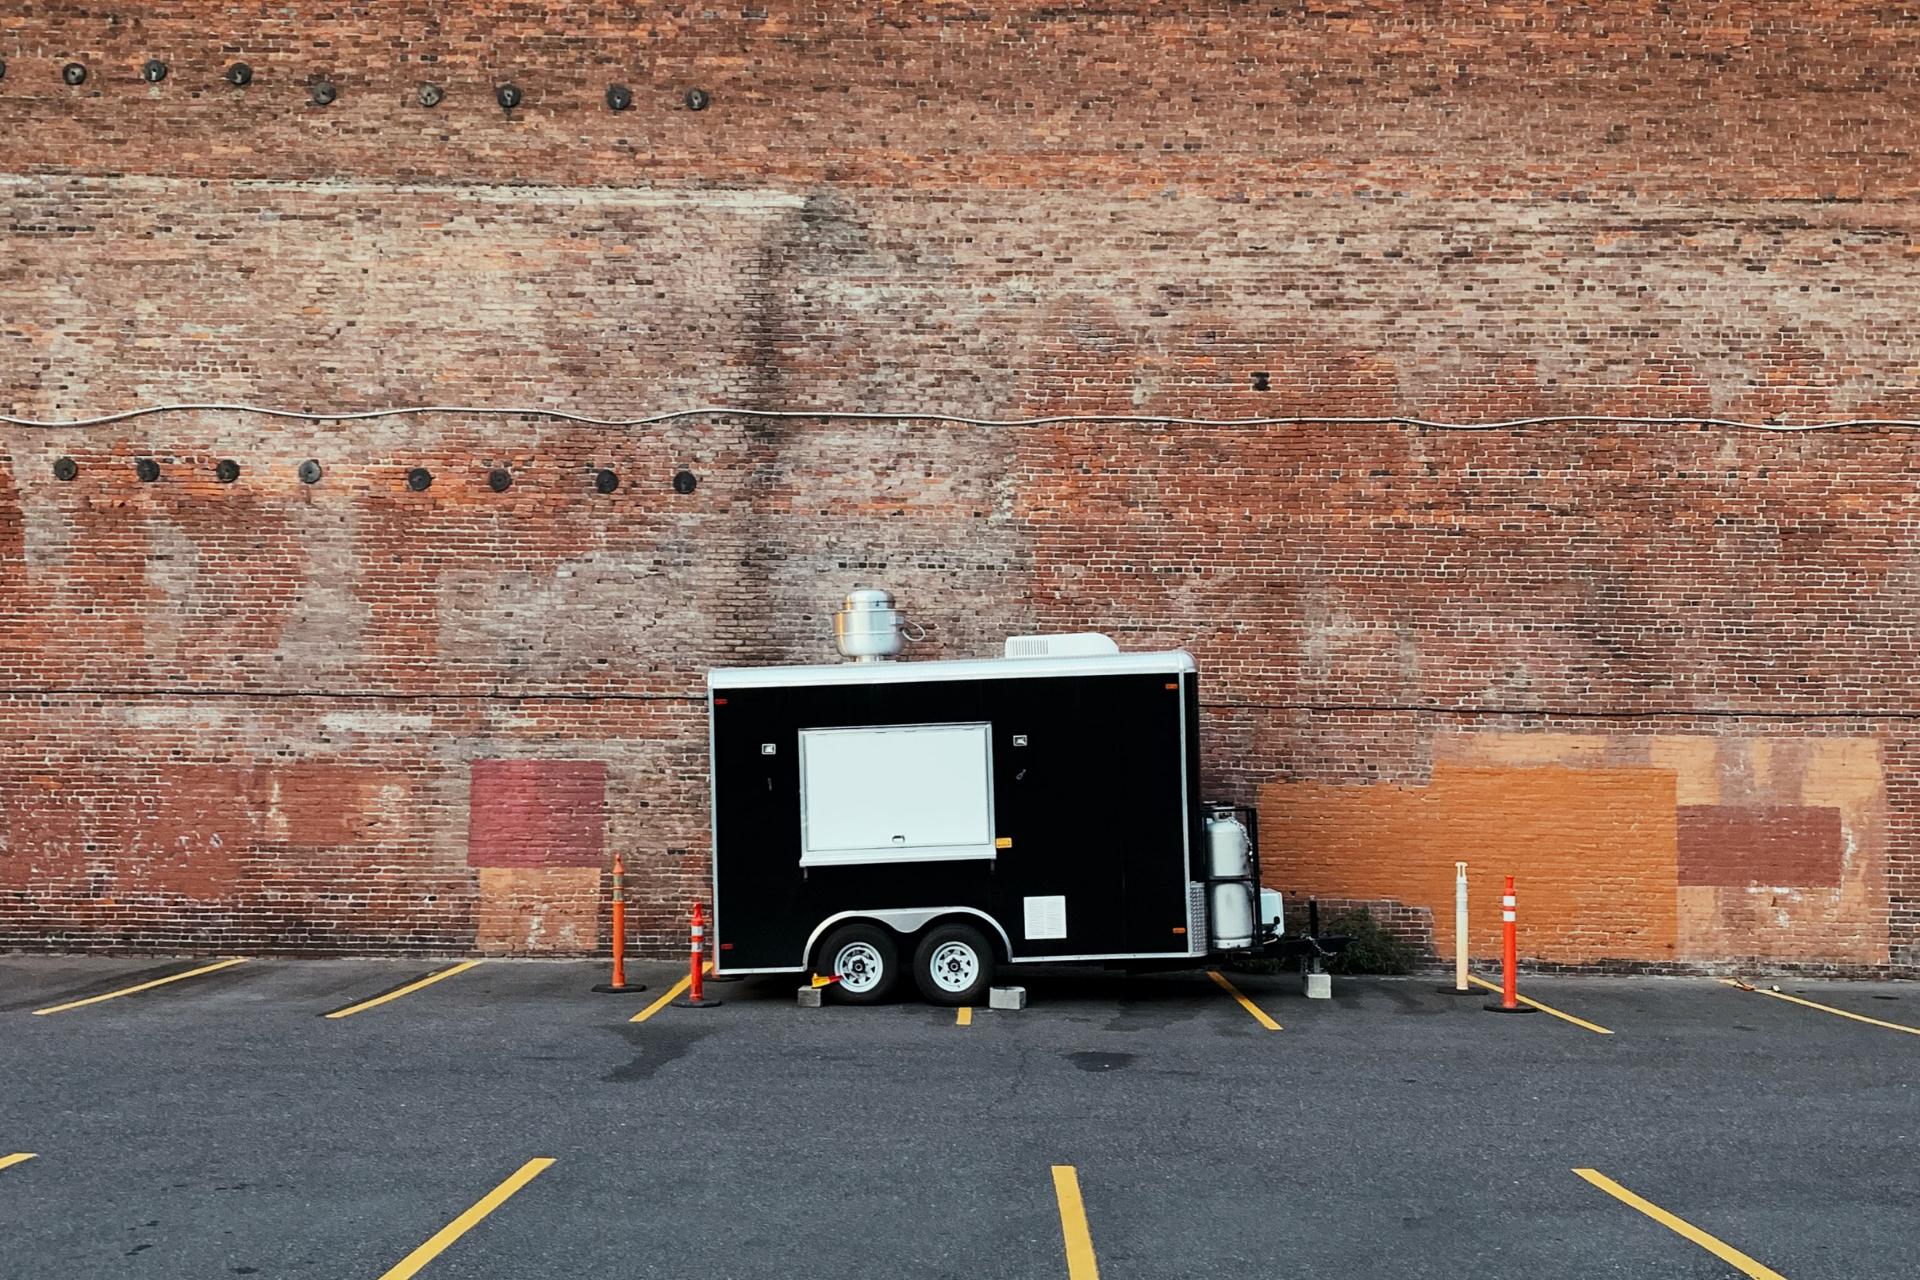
{"left": 591, "top": 854, "right": 645, "bottom": 994}
{"left": 1484, "top": 873, "right": 1534, "bottom": 1014}
{"left": 671, "top": 901, "right": 723, "bottom": 1009}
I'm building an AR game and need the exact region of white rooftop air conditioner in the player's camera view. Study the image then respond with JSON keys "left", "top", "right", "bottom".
{"left": 1002, "top": 633, "right": 1122, "bottom": 658}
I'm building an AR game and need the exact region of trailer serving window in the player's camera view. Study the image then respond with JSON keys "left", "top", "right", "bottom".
{"left": 798, "top": 722, "right": 995, "bottom": 867}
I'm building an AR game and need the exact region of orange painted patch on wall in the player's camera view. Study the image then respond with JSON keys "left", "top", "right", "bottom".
{"left": 1259, "top": 763, "right": 1681, "bottom": 965}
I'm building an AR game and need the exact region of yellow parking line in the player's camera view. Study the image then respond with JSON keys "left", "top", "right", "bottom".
{"left": 0, "top": 1153, "right": 35, "bottom": 1173}
{"left": 1574, "top": 1168, "right": 1788, "bottom": 1280}
{"left": 376, "top": 1157, "right": 554, "bottom": 1280}
{"left": 1050, "top": 1165, "right": 1101, "bottom": 1280}
{"left": 629, "top": 963, "right": 711, "bottom": 1024}
{"left": 1721, "top": 979, "right": 1920, "bottom": 1037}
{"left": 1467, "top": 974, "right": 1614, "bottom": 1035}
{"left": 325, "top": 961, "right": 483, "bottom": 1020}
{"left": 31, "top": 958, "right": 249, "bottom": 1016}
{"left": 1207, "top": 969, "right": 1282, "bottom": 1031}
{"left": 956, "top": 1006, "right": 973, "bottom": 1026}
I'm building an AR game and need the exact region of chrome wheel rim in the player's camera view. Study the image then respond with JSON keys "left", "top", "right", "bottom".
{"left": 929, "top": 941, "right": 980, "bottom": 993}
{"left": 834, "top": 941, "right": 885, "bottom": 993}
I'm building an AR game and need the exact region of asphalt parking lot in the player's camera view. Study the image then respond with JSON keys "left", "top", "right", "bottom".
{"left": 0, "top": 956, "right": 1912, "bottom": 1279}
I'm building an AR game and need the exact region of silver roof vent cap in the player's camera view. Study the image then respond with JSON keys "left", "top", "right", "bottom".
{"left": 834, "top": 588, "right": 921, "bottom": 662}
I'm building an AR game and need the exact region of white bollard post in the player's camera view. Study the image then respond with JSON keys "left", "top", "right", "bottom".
{"left": 1440, "top": 861, "right": 1473, "bottom": 994}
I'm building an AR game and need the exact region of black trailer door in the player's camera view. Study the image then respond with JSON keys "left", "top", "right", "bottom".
{"left": 988, "top": 671, "right": 1192, "bottom": 959}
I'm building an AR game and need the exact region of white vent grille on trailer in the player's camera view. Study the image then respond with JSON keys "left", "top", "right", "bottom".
{"left": 1002, "top": 633, "right": 1121, "bottom": 659}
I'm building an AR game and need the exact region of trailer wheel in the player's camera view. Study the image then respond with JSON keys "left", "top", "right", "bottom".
{"left": 912, "top": 923, "right": 995, "bottom": 1006}
{"left": 817, "top": 923, "right": 900, "bottom": 1004}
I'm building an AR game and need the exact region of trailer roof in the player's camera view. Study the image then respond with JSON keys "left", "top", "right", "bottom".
{"left": 707, "top": 648, "right": 1197, "bottom": 690}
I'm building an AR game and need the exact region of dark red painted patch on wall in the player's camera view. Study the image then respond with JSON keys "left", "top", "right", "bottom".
{"left": 467, "top": 760, "right": 607, "bottom": 869}
{"left": 1676, "top": 805, "right": 1845, "bottom": 888}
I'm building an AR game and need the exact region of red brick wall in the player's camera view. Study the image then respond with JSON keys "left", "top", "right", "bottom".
{"left": 1, "top": 3, "right": 1916, "bottom": 972}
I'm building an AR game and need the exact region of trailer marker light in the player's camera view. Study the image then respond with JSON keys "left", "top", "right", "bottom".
{"left": 714, "top": 698, "right": 726, "bottom": 705}
{"left": 995, "top": 837, "right": 1012, "bottom": 849}
{"left": 719, "top": 942, "right": 734, "bottom": 950}
{"left": 1172, "top": 927, "right": 1186, "bottom": 935}
{"left": 1165, "top": 682, "right": 1178, "bottom": 689}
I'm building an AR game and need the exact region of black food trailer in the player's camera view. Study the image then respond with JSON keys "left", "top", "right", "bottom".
{"left": 706, "top": 591, "right": 1339, "bottom": 1005}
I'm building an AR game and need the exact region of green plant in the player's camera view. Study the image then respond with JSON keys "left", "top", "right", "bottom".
{"left": 1220, "top": 904, "right": 1421, "bottom": 976}
{"left": 1318, "top": 906, "right": 1418, "bottom": 975}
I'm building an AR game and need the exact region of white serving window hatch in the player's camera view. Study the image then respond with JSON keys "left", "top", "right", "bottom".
{"left": 798, "top": 722, "right": 997, "bottom": 867}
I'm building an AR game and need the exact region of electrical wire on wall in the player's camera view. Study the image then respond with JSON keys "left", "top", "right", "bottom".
{"left": 3, "top": 403, "right": 1920, "bottom": 433}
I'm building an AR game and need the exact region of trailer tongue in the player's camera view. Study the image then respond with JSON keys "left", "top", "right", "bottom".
{"left": 705, "top": 590, "right": 1349, "bottom": 1005}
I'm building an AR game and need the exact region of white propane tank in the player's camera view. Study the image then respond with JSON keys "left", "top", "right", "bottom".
{"left": 1206, "top": 811, "right": 1252, "bottom": 879}
{"left": 1205, "top": 809, "right": 1255, "bottom": 950}
{"left": 1209, "top": 881, "right": 1255, "bottom": 950}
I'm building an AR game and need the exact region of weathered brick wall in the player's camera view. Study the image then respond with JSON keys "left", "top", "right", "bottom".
{"left": 2, "top": 3, "right": 1916, "bottom": 972}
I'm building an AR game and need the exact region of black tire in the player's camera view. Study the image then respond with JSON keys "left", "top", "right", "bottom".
{"left": 816, "top": 922, "right": 900, "bottom": 1004}
{"left": 912, "top": 922, "right": 995, "bottom": 1006}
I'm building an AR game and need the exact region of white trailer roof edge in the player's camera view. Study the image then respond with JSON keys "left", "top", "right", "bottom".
{"left": 708, "top": 648, "right": 1197, "bottom": 690}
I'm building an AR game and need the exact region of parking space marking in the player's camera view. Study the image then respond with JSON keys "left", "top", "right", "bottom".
{"left": 1466, "top": 974, "right": 1614, "bottom": 1035}
{"left": 1574, "top": 1168, "right": 1788, "bottom": 1279}
{"left": 376, "top": 1157, "right": 555, "bottom": 1280}
{"left": 30, "top": 957, "right": 249, "bottom": 1016}
{"left": 1050, "top": 1165, "right": 1101, "bottom": 1280}
{"left": 956, "top": 1006, "right": 973, "bottom": 1026}
{"left": 0, "top": 1153, "right": 35, "bottom": 1173}
{"left": 324, "top": 960, "right": 483, "bottom": 1020}
{"left": 1721, "top": 979, "right": 1920, "bottom": 1037}
{"left": 629, "top": 963, "right": 711, "bottom": 1024}
{"left": 1207, "top": 970, "right": 1282, "bottom": 1031}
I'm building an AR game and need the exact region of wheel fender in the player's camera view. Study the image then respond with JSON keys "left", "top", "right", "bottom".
{"left": 802, "top": 907, "right": 1011, "bottom": 967}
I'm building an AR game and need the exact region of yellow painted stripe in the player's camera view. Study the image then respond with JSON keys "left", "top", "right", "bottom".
{"left": 629, "top": 963, "right": 711, "bottom": 1024}
{"left": 1468, "top": 973, "right": 1614, "bottom": 1035}
{"left": 31, "top": 958, "right": 249, "bottom": 1016}
{"left": 376, "top": 1157, "right": 554, "bottom": 1280}
{"left": 0, "top": 1153, "right": 36, "bottom": 1172}
{"left": 1722, "top": 979, "right": 1920, "bottom": 1037}
{"left": 956, "top": 1006, "right": 973, "bottom": 1026}
{"left": 1574, "top": 1168, "right": 1788, "bottom": 1280}
{"left": 1050, "top": 1165, "right": 1101, "bottom": 1280}
{"left": 1207, "top": 969, "right": 1282, "bottom": 1031}
{"left": 325, "top": 961, "right": 483, "bottom": 1020}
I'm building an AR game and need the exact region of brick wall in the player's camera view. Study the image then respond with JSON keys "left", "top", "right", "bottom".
{"left": 1, "top": 3, "right": 1916, "bottom": 972}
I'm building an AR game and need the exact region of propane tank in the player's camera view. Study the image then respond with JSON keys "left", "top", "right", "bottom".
{"left": 1206, "top": 811, "right": 1252, "bottom": 879}
{"left": 1209, "top": 881, "right": 1255, "bottom": 951}
{"left": 1205, "top": 808, "right": 1255, "bottom": 950}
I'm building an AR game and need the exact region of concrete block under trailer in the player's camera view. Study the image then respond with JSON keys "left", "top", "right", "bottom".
{"left": 706, "top": 621, "right": 1342, "bottom": 1005}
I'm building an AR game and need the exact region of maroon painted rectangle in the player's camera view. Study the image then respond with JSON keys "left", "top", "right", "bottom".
{"left": 468, "top": 760, "right": 608, "bottom": 868}
{"left": 1675, "top": 805, "right": 1843, "bottom": 888}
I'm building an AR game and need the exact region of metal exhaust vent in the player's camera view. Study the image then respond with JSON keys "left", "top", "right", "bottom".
{"left": 833, "top": 588, "right": 921, "bottom": 663}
